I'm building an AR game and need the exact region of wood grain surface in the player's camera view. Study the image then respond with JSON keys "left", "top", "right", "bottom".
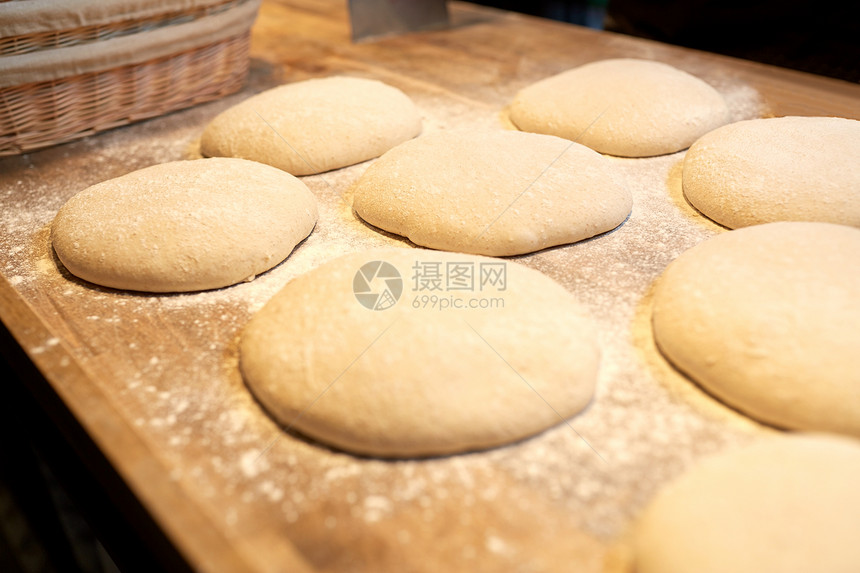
{"left": 1, "top": 1, "right": 858, "bottom": 572}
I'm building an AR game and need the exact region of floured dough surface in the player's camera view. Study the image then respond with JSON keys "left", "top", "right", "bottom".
{"left": 239, "top": 248, "right": 601, "bottom": 458}
{"left": 682, "top": 116, "right": 860, "bottom": 228}
{"left": 633, "top": 433, "right": 860, "bottom": 573}
{"left": 651, "top": 222, "right": 860, "bottom": 437}
{"left": 352, "top": 130, "right": 632, "bottom": 256}
{"left": 51, "top": 158, "right": 318, "bottom": 293}
{"left": 508, "top": 58, "right": 730, "bottom": 157}
{"left": 200, "top": 76, "right": 422, "bottom": 175}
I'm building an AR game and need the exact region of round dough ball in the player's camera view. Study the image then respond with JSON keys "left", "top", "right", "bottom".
{"left": 508, "top": 58, "right": 730, "bottom": 157}
{"left": 352, "top": 130, "right": 632, "bottom": 256}
{"left": 682, "top": 116, "right": 860, "bottom": 229}
{"left": 633, "top": 433, "right": 860, "bottom": 573}
{"left": 51, "top": 158, "right": 318, "bottom": 293}
{"left": 239, "top": 248, "right": 601, "bottom": 457}
{"left": 200, "top": 76, "right": 422, "bottom": 175}
{"left": 651, "top": 222, "right": 860, "bottom": 437}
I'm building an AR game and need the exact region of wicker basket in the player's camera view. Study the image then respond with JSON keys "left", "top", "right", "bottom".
{"left": 0, "top": 0, "right": 261, "bottom": 156}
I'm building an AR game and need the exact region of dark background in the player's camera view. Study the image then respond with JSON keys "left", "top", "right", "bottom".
{"left": 469, "top": 0, "right": 860, "bottom": 83}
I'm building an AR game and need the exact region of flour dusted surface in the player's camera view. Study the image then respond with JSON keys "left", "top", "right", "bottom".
{"left": 0, "top": 59, "right": 769, "bottom": 572}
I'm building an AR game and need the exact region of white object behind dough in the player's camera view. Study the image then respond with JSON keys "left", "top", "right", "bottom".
{"left": 51, "top": 158, "right": 318, "bottom": 293}
{"left": 651, "top": 221, "right": 860, "bottom": 437}
{"left": 352, "top": 129, "right": 632, "bottom": 256}
{"left": 239, "top": 248, "right": 601, "bottom": 458}
{"left": 633, "top": 433, "right": 860, "bottom": 573}
{"left": 682, "top": 115, "right": 860, "bottom": 229}
{"left": 508, "top": 58, "right": 730, "bottom": 157}
{"left": 200, "top": 76, "right": 422, "bottom": 175}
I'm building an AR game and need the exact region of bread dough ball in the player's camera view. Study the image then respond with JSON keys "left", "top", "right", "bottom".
{"left": 508, "top": 58, "right": 730, "bottom": 157}
{"left": 51, "top": 158, "right": 318, "bottom": 293}
{"left": 239, "top": 248, "right": 600, "bottom": 457}
{"left": 352, "top": 130, "right": 632, "bottom": 256}
{"left": 651, "top": 222, "right": 860, "bottom": 437}
{"left": 682, "top": 116, "right": 860, "bottom": 228}
{"left": 200, "top": 76, "right": 422, "bottom": 175}
{"left": 633, "top": 433, "right": 860, "bottom": 573}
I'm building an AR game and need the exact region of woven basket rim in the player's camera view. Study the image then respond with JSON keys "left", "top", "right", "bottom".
{"left": 0, "top": 31, "right": 251, "bottom": 156}
{"left": 0, "top": 0, "right": 248, "bottom": 57}
{"left": 0, "top": 0, "right": 245, "bottom": 38}
{"left": 0, "top": 0, "right": 260, "bottom": 89}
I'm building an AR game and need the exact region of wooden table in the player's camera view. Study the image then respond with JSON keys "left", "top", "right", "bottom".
{"left": 1, "top": 2, "right": 858, "bottom": 572}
